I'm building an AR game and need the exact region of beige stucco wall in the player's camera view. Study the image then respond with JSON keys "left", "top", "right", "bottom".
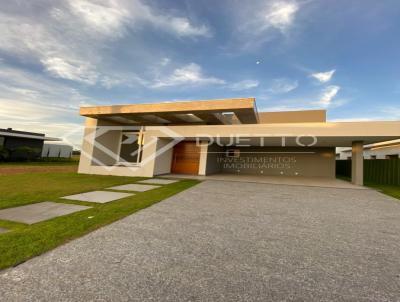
{"left": 217, "top": 147, "right": 336, "bottom": 178}
{"left": 258, "top": 110, "right": 326, "bottom": 123}
{"left": 78, "top": 118, "right": 158, "bottom": 177}
{"left": 153, "top": 138, "right": 174, "bottom": 175}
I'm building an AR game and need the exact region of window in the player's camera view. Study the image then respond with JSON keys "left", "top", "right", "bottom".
{"left": 370, "top": 155, "right": 377, "bottom": 159}
{"left": 118, "top": 131, "right": 143, "bottom": 164}
{"left": 0, "top": 136, "right": 4, "bottom": 147}
{"left": 386, "top": 154, "right": 399, "bottom": 160}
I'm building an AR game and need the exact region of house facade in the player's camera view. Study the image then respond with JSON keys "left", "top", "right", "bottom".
{"left": 78, "top": 98, "right": 400, "bottom": 185}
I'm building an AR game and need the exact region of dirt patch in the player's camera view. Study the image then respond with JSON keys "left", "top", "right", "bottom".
{"left": 0, "top": 165, "right": 77, "bottom": 175}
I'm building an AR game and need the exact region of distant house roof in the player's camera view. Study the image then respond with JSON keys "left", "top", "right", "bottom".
{"left": 0, "top": 128, "right": 60, "bottom": 141}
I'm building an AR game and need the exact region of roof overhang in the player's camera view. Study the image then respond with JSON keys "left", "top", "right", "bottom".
{"left": 80, "top": 98, "right": 259, "bottom": 125}
{"left": 0, "top": 130, "right": 60, "bottom": 141}
{"left": 144, "top": 121, "right": 400, "bottom": 147}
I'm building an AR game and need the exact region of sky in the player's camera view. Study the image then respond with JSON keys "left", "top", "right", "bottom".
{"left": 0, "top": 0, "right": 400, "bottom": 147}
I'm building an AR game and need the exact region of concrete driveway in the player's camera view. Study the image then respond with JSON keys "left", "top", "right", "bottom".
{"left": 1, "top": 180, "right": 400, "bottom": 301}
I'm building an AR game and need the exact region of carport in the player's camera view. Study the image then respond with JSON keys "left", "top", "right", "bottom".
{"left": 147, "top": 122, "right": 400, "bottom": 186}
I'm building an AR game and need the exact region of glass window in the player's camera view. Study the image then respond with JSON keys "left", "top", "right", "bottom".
{"left": 119, "top": 132, "right": 143, "bottom": 164}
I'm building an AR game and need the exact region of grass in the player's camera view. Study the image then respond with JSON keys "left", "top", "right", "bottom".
{"left": 337, "top": 175, "right": 400, "bottom": 200}
{"left": 0, "top": 171, "right": 199, "bottom": 270}
{"left": 0, "top": 157, "right": 79, "bottom": 166}
{"left": 364, "top": 183, "right": 400, "bottom": 200}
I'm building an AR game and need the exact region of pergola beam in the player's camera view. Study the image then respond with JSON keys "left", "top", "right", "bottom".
{"left": 193, "top": 113, "right": 226, "bottom": 125}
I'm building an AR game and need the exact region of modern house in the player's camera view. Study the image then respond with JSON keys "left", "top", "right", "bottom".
{"left": 78, "top": 98, "right": 400, "bottom": 185}
{"left": 337, "top": 139, "right": 400, "bottom": 160}
{"left": 0, "top": 128, "right": 60, "bottom": 160}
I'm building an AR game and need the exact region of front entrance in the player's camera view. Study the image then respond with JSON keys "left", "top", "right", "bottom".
{"left": 171, "top": 141, "right": 200, "bottom": 175}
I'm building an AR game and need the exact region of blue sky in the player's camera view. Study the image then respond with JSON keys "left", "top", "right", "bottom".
{"left": 0, "top": 0, "right": 399, "bottom": 146}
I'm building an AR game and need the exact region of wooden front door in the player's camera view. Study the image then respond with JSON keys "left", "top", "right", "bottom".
{"left": 171, "top": 141, "right": 200, "bottom": 175}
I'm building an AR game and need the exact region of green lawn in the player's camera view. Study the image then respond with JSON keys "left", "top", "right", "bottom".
{"left": 337, "top": 175, "right": 400, "bottom": 201}
{"left": 365, "top": 183, "right": 400, "bottom": 200}
{"left": 0, "top": 157, "right": 79, "bottom": 166}
{"left": 0, "top": 171, "right": 199, "bottom": 270}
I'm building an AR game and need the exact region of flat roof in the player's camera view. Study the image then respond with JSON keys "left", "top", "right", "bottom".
{"left": 143, "top": 121, "right": 400, "bottom": 147}
{"left": 80, "top": 98, "right": 259, "bottom": 125}
{"left": 0, "top": 129, "right": 60, "bottom": 141}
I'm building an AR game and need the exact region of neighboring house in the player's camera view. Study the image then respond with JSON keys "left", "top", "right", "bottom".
{"left": 337, "top": 139, "right": 400, "bottom": 160}
{"left": 42, "top": 143, "right": 73, "bottom": 158}
{"left": 78, "top": 98, "right": 400, "bottom": 186}
{"left": 0, "top": 128, "right": 60, "bottom": 160}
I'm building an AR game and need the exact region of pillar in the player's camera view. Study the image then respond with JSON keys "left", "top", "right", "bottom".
{"left": 351, "top": 141, "right": 364, "bottom": 185}
{"left": 198, "top": 141, "right": 209, "bottom": 176}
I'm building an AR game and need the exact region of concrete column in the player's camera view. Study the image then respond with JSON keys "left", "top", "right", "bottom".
{"left": 78, "top": 117, "right": 98, "bottom": 174}
{"left": 198, "top": 142, "right": 209, "bottom": 176}
{"left": 351, "top": 141, "right": 364, "bottom": 185}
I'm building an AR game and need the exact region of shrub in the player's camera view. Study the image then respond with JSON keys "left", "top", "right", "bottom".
{"left": 0, "top": 146, "right": 9, "bottom": 161}
{"left": 10, "top": 146, "right": 41, "bottom": 161}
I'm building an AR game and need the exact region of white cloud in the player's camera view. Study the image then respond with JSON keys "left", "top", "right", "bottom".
{"left": 0, "top": 1, "right": 210, "bottom": 86}
{"left": 67, "top": 0, "right": 211, "bottom": 38}
{"left": 160, "top": 58, "right": 171, "bottom": 66}
{"left": 229, "top": 80, "right": 259, "bottom": 91}
{"left": 268, "top": 78, "right": 298, "bottom": 94}
{"left": 317, "top": 85, "right": 341, "bottom": 106}
{"left": 243, "top": 1, "right": 299, "bottom": 35}
{"left": 163, "top": 17, "right": 211, "bottom": 37}
{"left": 235, "top": 1, "right": 300, "bottom": 50}
{"left": 67, "top": 0, "right": 130, "bottom": 36}
{"left": 310, "top": 69, "right": 336, "bottom": 83}
{"left": 41, "top": 57, "right": 99, "bottom": 85}
{"left": 151, "top": 63, "right": 225, "bottom": 88}
{"left": 0, "top": 64, "right": 97, "bottom": 146}
{"left": 264, "top": 1, "right": 299, "bottom": 33}
{"left": 381, "top": 107, "right": 400, "bottom": 119}
{"left": 257, "top": 83, "right": 345, "bottom": 112}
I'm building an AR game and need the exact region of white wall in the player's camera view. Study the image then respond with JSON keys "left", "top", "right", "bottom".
{"left": 153, "top": 138, "right": 174, "bottom": 175}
